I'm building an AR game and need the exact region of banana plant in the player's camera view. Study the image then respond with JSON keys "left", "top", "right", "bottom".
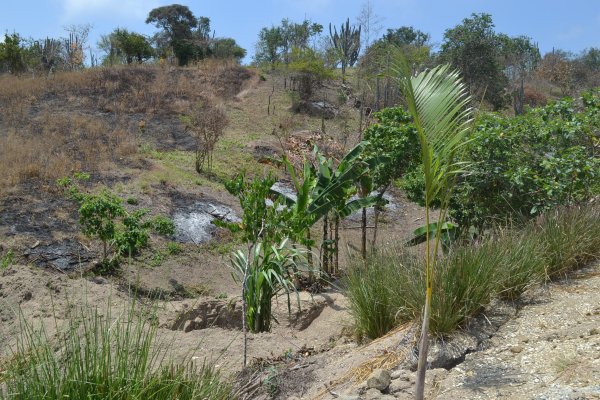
{"left": 406, "top": 221, "right": 459, "bottom": 253}
{"left": 395, "top": 62, "right": 473, "bottom": 400}
{"left": 272, "top": 142, "right": 381, "bottom": 275}
{"left": 313, "top": 145, "right": 381, "bottom": 273}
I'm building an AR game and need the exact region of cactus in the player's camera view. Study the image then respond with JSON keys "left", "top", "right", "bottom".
{"left": 40, "top": 38, "right": 62, "bottom": 72}
{"left": 329, "top": 18, "right": 361, "bottom": 78}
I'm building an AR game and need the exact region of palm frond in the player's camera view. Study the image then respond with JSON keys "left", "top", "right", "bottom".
{"left": 396, "top": 62, "right": 473, "bottom": 201}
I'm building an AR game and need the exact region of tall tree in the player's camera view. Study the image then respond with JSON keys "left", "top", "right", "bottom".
{"left": 537, "top": 50, "right": 574, "bottom": 96}
{"left": 440, "top": 13, "right": 507, "bottom": 110}
{"left": 378, "top": 26, "right": 431, "bottom": 73}
{"left": 113, "top": 29, "right": 154, "bottom": 64}
{"left": 146, "top": 4, "right": 198, "bottom": 65}
{"left": 254, "top": 19, "right": 322, "bottom": 67}
{"left": 254, "top": 26, "right": 283, "bottom": 67}
{"left": 0, "top": 33, "right": 27, "bottom": 74}
{"left": 196, "top": 16, "right": 212, "bottom": 40}
{"left": 580, "top": 47, "right": 600, "bottom": 71}
{"left": 383, "top": 26, "right": 430, "bottom": 48}
{"left": 211, "top": 38, "right": 246, "bottom": 61}
{"left": 280, "top": 19, "right": 323, "bottom": 64}
{"left": 329, "top": 18, "right": 361, "bottom": 78}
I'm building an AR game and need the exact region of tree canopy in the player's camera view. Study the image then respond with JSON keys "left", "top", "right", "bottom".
{"left": 146, "top": 4, "right": 197, "bottom": 41}
{"left": 440, "top": 13, "right": 507, "bottom": 110}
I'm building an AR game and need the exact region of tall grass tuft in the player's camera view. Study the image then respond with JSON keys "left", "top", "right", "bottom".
{"left": 426, "top": 243, "right": 502, "bottom": 334}
{"left": 495, "top": 229, "right": 548, "bottom": 300}
{"left": 536, "top": 205, "right": 600, "bottom": 277}
{"left": 346, "top": 205, "right": 600, "bottom": 340}
{"left": 1, "top": 302, "right": 234, "bottom": 400}
{"left": 346, "top": 244, "right": 502, "bottom": 338}
{"left": 345, "top": 254, "right": 407, "bottom": 340}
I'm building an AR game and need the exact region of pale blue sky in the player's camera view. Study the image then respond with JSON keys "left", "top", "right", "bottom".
{"left": 1, "top": 0, "right": 598, "bottom": 63}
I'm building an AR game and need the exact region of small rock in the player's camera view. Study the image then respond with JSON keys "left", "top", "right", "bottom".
{"left": 366, "top": 369, "right": 391, "bottom": 391}
{"left": 92, "top": 276, "right": 108, "bottom": 285}
{"left": 365, "top": 388, "right": 383, "bottom": 400}
{"left": 510, "top": 346, "right": 524, "bottom": 354}
{"left": 390, "top": 370, "right": 402, "bottom": 380}
{"left": 390, "top": 369, "right": 408, "bottom": 380}
{"left": 590, "top": 328, "right": 599, "bottom": 336}
{"left": 183, "top": 320, "right": 193, "bottom": 333}
{"left": 389, "top": 378, "right": 412, "bottom": 393}
{"left": 22, "top": 291, "right": 32, "bottom": 301}
{"left": 518, "top": 335, "right": 530, "bottom": 343}
{"left": 339, "top": 395, "right": 361, "bottom": 400}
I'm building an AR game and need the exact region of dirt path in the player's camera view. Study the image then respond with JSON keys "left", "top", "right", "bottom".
{"left": 434, "top": 263, "right": 600, "bottom": 400}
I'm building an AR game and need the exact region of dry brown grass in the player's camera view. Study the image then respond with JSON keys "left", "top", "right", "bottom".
{"left": 0, "top": 112, "right": 137, "bottom": 189}
{"left": 0, "top": 62, "right": 255, "bottom": 193}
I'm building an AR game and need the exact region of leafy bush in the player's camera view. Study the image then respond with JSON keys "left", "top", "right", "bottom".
{"left": 1, "top": 303, "right": 234, "bottom": 400}
{"left": 401, "top": 92, "right": 600, "bottom": 230}
{"left": 166, "top": 242, "right": 183, "bottom": 255}
{"left": 287, "top": 47, "right": 334, "bottom": 100}
{"left": 220, "top": 172, "right": 290, "bottom": 245}
{"left": 363, "top": 107, "right": 420, "bottom": 189}
{"left": 58, "top": 176, "right": 174, "bottom": 269}
{"left": 0, "top": 249, "right": 14, "bottom": 270}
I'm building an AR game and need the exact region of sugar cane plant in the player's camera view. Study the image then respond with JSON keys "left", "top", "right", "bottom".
{"left": 394, "top": 62, "right": 473, "bottom": 400}
{"left": 230, "top": 239, "right": 301, "bottom": 334}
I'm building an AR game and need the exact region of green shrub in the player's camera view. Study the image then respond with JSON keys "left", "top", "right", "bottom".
{"left": 1, "top": 303, "right": 234, "bottom": 400}
{"left": 452, "top": 95, "right": 600, "bottom": 229}
{"left": 363, "top": 107, "right": 420, "bottom": 190}
{"left": 396, "top": 92, "right": 600, "bottom": 231}
{"left": 1, "top": 249, "right": 14, "bottom": 269}
{"left": 166, "top": 242, "right": 183, "bottom": 255}
{"left": 58, "top": 175, "right": 175, "bottom": 269}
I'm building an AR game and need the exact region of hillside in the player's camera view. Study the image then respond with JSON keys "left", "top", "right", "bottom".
{"left": 0, "top": 63, "right": 599, "bottom": 400}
